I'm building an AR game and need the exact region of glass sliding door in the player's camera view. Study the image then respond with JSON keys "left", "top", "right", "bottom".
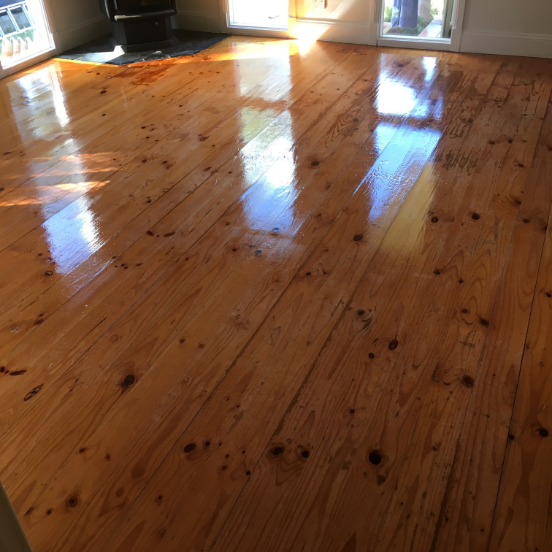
{"left": 0, "top": 0, "right": 54, "bottom": 77}
{"left": 378, "top": 0, "right": 465, "bottom": 51}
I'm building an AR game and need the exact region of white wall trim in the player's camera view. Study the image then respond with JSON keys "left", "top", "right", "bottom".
{"left": 52, "top": 16, "right": 110, "bottom": 53}
{"left": 460, "top": 30, "right": 552, "bottom": 59}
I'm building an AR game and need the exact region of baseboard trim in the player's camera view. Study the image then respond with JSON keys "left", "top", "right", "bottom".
{"left": 460, "top": 30, "right": 552, "bottom": 59}
{"left": 53, "top": 17, "right": 110, "bottom": 54}
{"left": 173, "top": 13, "right": 222, "bottom": 34}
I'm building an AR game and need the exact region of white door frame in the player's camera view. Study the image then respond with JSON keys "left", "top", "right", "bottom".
{"left": 0, "top": 0, "right": 55, "bottom": 79}
{"left": 375, "top": 0, "right": 466, "bottom": 52}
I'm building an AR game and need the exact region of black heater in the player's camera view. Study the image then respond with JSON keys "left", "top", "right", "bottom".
{"left": 99, "top": 0, "right": 177, "bottom": 52}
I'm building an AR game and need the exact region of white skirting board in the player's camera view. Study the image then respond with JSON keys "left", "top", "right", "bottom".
{"left": 460, "top": 30, "right": 552, "bottom": 59}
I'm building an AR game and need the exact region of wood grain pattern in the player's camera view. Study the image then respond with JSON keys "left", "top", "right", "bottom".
{"left": 484, "top": 107, "right": 552, "bottom": 552}
{"left": 1, "top": 36, "right": 552, "bottom": 552}
{"left": 0, "top": 41, "right": 353, "bottom": 360}
{"left": 433, "top": 73, "right": 552, "bottom": 552}
{"left": 206, "top": 56, "right": 530, "bottom": 552}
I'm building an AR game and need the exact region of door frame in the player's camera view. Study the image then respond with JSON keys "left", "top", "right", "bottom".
{"left": 0, "top": 0, "right": 55, "bottom": 79}
{"left": 375, "top": 0, "right": 466, "bottom": 52}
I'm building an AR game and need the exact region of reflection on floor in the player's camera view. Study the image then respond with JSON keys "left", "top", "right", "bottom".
{"left": 1, "top": 36, "right": 552, "bottom": 552}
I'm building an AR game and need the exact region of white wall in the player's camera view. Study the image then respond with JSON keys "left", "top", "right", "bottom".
{"left": 460, "top": 0, "right": 552, "bottom": 58}
{"left": 44, "top": 0, "right": 109, "bottom": 53}
{"left": 464, "top": 0, "right": 551, "bottom": 35}
{"left": 174, "top": 0, "right": 552, "bottom": 58}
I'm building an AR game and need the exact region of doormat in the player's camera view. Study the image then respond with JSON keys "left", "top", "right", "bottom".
{"left": 57, "top": 30, "right": 226, "bottom": 65}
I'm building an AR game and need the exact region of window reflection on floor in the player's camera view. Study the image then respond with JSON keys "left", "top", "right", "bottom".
{"left": 364, "top": 122, "right": 441, "bottom": 222}
{"left": 233, "top": 44, "right": 298, "bottom": 235}
{"left": 240, "top": 151, "right": 297, "bottom": 234}
{"left": 376, "top": 59, "right": 443, "bottom": 120}
{"left": 422, "top": 56, "right": 437, "bottom": 80}
{"left": 7, "top": 63, "right": 105, "bottom": 276}
{"left": 377, "top": 79, "right": 418, "bottom": 116}
{"left": 231, "top": 46, "right": 446, "bottom": 240}
{"left": 9, "top": 64, "right": 69, "bottom": 137}
{"left": 233, "top": 40, "right": 292, "bottom": 99}
{"left": 42, "top": 193, "right": 104, "bottom": 275}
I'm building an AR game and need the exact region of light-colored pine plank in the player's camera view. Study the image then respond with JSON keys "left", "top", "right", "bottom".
{"left": 0, "top": 40, "right": 357, "bottom": 355}
{"left": 377, "top": 66, "right": 552, "bottom": 552}
{"left": 0, "top": 39, "right": 299, "bottom": 195}
{"left": 1, "top": 45, "right": 410, "bottom": 543}
{"left": 461, "top": 112, "right": 552, "bottom": 552}
{"left": 0, "top": 43, "right": 294, "bottom": 225}
{"left": 97, "top": 53, "right": 500, "bottom": 552}
{"left": 1, "top": 36, "right": 551, "bottom": 552}
{"left": 0, "top": 43, "right": 380, "bottom": 443}
{"left": 205, "top": 58, "right": 548, "bottom": 552}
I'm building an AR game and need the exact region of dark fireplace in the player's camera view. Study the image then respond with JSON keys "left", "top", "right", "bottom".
{"left": 98, "top": 0, "right": 177, "bottom": 52}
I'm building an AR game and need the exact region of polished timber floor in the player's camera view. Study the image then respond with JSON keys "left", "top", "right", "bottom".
{"left": 1, "top": 36, "right": 552, "bottom": 552}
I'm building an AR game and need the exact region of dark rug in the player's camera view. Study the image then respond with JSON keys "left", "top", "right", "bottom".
{"left": 57, "top": 29, "right": 226, "bottom": 65}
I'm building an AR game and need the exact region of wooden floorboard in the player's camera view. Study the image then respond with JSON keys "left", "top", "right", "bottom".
{"left": 1, "top": 36, "right": 552, "bottom": 552}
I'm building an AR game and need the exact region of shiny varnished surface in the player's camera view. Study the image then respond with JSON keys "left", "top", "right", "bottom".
{"left": 1, "top": 37, "right": 552, "bottom": 552}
